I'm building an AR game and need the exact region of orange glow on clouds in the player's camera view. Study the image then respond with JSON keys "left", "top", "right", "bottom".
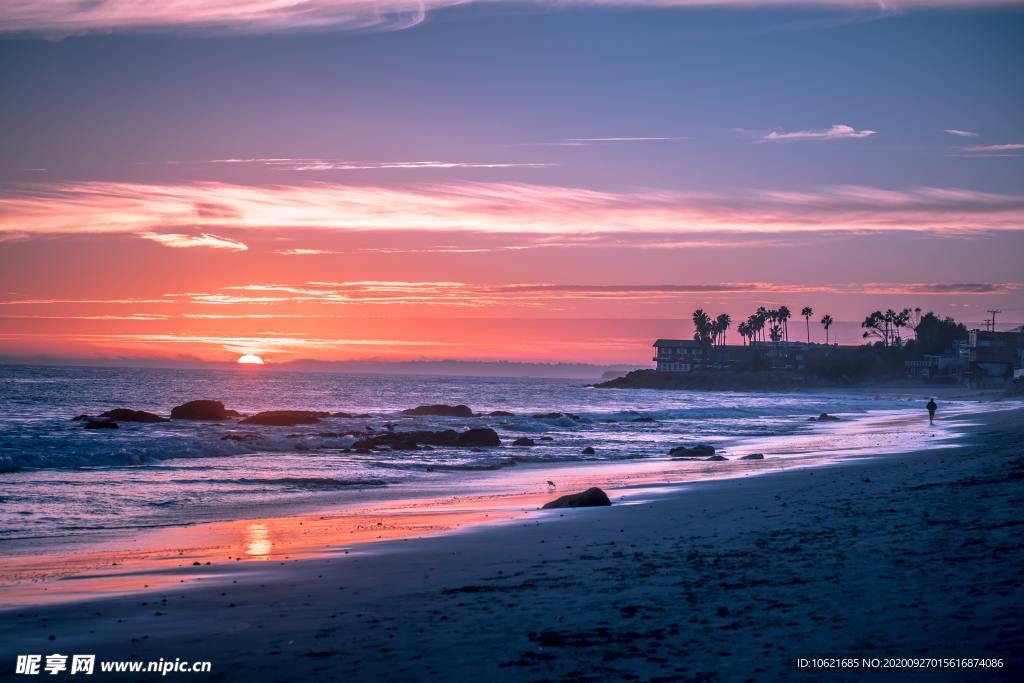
{"left": 2, "top": 181, "right": 1023, "bottom": 253}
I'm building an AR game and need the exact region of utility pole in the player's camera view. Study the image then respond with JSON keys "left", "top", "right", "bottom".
{"left": 986, "top": 309, "right": 1002, "bottom": 332}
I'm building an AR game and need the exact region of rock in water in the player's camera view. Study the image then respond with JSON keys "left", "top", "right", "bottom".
{"left": 240, "top": 410, "right": 329, "bottom": 426}
{"left": 542, "top": 487, "right": 611, "bottom": 509}
{"left": 99, "top": 409, "right": 168, "bottom": 423}
{"left": 352, "top": 427, "right": 501, "bottom": 449}
{"left": 631, "top": 416, "right": 656, "bottom": 423}
{"left": 512, "top": 437, "right": 536, "bottom": 446}
{"left": 705, "top": 455, "right": 728, "bottom": 461}
{"left": 488, "top": 410, "right": 515, "bottom": 417}
{"left": 85, "top": 420, "right": 118, "bottom": 429}
{"left": 455, "top": 428, "right": 501, "bottom": 447}
{"left": 740, "top": 453, "right": 765, "bottom": 460}
{"left": 582, "top": 446, "right": 596, "bottom": 455}
{"left": 668, "top": 444, "right": 716, "bottom": 458}
{"left": 816, "top": 412, "right": 841, "bottom": 422}
{"left": 532, "top": 412, "right": 581, "bottom": 421}
{"left": 170, "top": 400, "right": 229, "bottom": 420}
{"left": 401, "top": 404, "right": 474, "bottom": 417}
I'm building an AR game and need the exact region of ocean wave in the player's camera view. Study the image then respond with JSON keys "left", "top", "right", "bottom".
{"left": 170, "top": 476, "right": 389, "bottom": 489}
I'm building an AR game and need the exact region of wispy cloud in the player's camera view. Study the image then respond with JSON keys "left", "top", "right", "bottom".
{"left": 175, "top": 279, "right": 1021, "bottom": 309}
{"left": 961, "top": 143, "right": 1024, "bottom": 153}
{"left": 3, "top": 2, "right": 1017, "bottom": 37}
{"left": 944, "top": 129, "right": 979, "bottom": 138}
{"left": 3, "top": 181, "right": 1024, "bottom": 247}
{"left": 139, "top": 232, "right": 248, "bottom": 251}
{"left": 762, "top": 124, "right": 876, "bottom": 142}
{"left": 525, "top": 136, "right": 689, "bottom": 147}
{"left": 277, "top": 248, "right": 341, "bottom": 255}
{"left": 210, "top": 158, "right": 548, "bottom": 171}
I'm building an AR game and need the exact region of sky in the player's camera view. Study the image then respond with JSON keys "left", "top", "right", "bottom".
{"left": 1, "top": 0, "right": 1022, "bottom": 366}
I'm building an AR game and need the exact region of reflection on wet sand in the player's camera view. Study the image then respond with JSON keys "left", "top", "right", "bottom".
{"left": 0, "top": 409, "right": 962, "bottom": 608}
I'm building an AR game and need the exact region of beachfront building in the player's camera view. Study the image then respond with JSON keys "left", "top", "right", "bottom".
{"left": 652, "top": 339, "right": 707, "bottom": 372}
{"left": 967, "top": 329, "right": 1024, "bottom": 385}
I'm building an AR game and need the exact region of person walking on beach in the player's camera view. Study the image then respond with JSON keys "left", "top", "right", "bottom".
{"left": 926, "top": 398, "right": 937, "bottom": 425}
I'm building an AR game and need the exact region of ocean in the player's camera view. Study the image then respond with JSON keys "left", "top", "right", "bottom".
{"left": 0, "top": 364, "right": 968, "bottom": 545}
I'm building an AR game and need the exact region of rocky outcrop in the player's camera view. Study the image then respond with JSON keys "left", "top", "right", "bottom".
{"left": 170, "top": 400, "right": 229, "bottom": 420}
{"left": 542, "top": 487, "right": 611, "bottom": 509}
{"left": 352, "top": 427, "right": 500, "bottom": 450}
{"left": 401, "top": 404, "right": 474, "bottom": 417}
{"left": 669, "top": 444, "right": 716, "bottom": 458}
{"left": 85, "top": 420, "right": 118, "bottom": 429}
{"left": 487, "top": 410, "right": 515, "bottom": 417}
{"left": 333, "top": 411, "right": 373, "bottom": 418}
{"left": 240, "top": 410, "right": 329, "bottom": 426}
{"left": 99, "top": 409, "right": 168, "bottom": 423}
{"left": 631, "top": 416, "right": 656, "bottom": 423}
{"left": 582, "top": 446, "right": 596, "bottom": 455}
{"left": 740, "top": 453, "right": 765, "bottom": 460}
{"left": 813, "top": 412, "right": 841, "bottom": 422}
{"left": 705, "top": 455, "right": 728, "bottom": 461}
{"left": 532, "top": 412, "right": 580, "bottom": 420}
{"left": 512, "top": 437, "right": 536, "bottom": 446}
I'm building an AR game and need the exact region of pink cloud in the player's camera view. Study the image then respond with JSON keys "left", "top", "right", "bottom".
{"left": 3, "top": 2, "right": 1020, "bottom": 36}
{"left": 2, "top": 181, "right": 1023, "bottom": 246}
{"left": 961, "top": 143, "right": 1024, "bottom": 153}
{"left": 139, "top": 232, "right": 248, "bottom": 251}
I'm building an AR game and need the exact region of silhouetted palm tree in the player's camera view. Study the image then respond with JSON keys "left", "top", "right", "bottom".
{"left": 715, "top": 313, "right": 731, "bottom": 346}
{"left": 756, "top": 307, "right": 768, "bottom": 343}
{"left": 778, "top": 305, "right": 791, "bottom": 343}
{"left": 821, "top": 314, "right": 833, "bottom": 345}
{"left": 801, "top": 306, "right": 813, "bottom": 343}
{"left": 692, "top": 309, "right": 714, "bottom": 347}
{"left": 738, "top": 321, "right": 751, "bottom": 346}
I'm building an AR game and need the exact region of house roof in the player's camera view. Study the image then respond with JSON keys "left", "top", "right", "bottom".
{"left": 653, "top": 338, "right": 700, "bottom": 348}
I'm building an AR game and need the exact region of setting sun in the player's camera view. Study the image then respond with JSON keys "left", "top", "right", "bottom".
{"left": 236, "top": 354, "right": 265, "bottom": 365}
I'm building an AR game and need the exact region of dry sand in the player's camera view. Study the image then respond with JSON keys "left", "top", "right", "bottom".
{"left": 1, "top": 406, "right": 1022, "bottom": 681}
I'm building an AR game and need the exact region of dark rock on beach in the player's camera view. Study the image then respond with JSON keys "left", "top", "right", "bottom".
{"left": 170, "top": 400, "right": 229, "bottom": 421}
{"left": 814, "top": 412, "right": 841, "bottom": 422}
{"left": 512, "top": 437, "right": 536, "bottom": 447}
{"left": 740, "top": 453, "right": 765, "bottom": 460}
{"left": 224, "top": 409, "right": 242, "bottom": 417}
{"left": 99, "top": 409, "right": 168, "bottom": 423}
{"left": 401, "top": 404, "right": 474, "bottom": 418}
{"left": 85, "top": 420, "right": 118, "bottom": 430}
{"left": 706, "top": 455, "right": 728, "bottom": 461}
{"left": 353, "top": 428, "right": 500, "bottom": 450}
{"left": 542, "top": 487, "right": 611, "bottom": 509}
{"left": 582, "top": 446, "right": 596, "bottom": 455}
{"left": 240, "top": 411, "right": 330, "bottom": 426}
{"left": 669, "top": 444, "right": 716, "bottom": 458}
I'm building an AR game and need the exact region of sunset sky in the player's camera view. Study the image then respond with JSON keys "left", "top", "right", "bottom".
{"left": 1, "top": 1, "right": 1022, "bottom": 366}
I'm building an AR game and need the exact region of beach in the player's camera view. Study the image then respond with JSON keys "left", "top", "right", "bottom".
{"left": 2, "top": 401, "right": 1021, "bottom": 681}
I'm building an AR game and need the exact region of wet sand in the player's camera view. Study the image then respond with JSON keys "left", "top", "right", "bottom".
{"left": 1, "top": 405, "right": 1022, "bottom": 680}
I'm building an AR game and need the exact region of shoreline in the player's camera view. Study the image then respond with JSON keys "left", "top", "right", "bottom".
{"left": 0, "top": 402, "right": 975, "bottom": 608}
{"left": 1, "top": 405, "right": 1021, "bottom": 680}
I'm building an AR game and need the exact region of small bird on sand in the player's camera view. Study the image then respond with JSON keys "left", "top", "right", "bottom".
{"left": 546, "top": 480, "right": 556, "bottom": 489}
